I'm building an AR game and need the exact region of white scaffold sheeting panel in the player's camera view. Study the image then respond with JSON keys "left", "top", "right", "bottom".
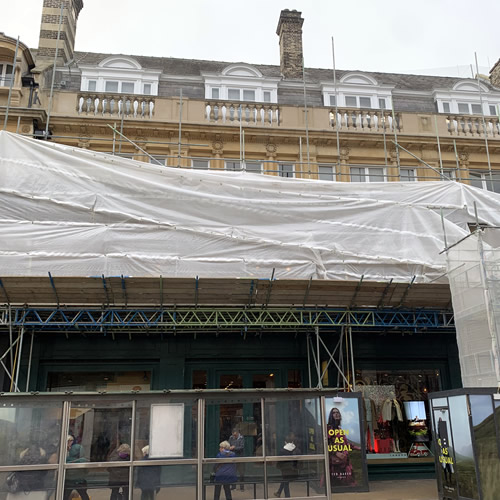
{"left": 1, "top": 130, "right": 500, "bottom": 282}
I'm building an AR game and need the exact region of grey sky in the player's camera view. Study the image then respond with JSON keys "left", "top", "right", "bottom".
{"left": 2, "top": 0, "right": 500, "bottom": 77}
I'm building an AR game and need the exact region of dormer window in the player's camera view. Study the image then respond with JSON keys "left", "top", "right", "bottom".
{"left": 322, "top": 73, "right": 393, "bottom": 110}
{"left": 80, "top": 56, "right": 161, "bottom": 96}
{"left": 203, "top": 64, "right": 279, "bottom": 103}
{"left": 435, "top": 81, "right": 500, "bottom": 116}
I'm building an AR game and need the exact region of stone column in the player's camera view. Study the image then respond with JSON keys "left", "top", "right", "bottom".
{"left": 338, "top": 147, "right": 350, "bottom": 182}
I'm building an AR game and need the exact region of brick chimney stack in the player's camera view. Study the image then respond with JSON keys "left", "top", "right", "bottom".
{"left": 276, "top": 9, "right": 304, "bottom": 80}
{"left": 37, "top": 0, "right": 84, "bottom": 65}
{"left": 490, "top": 59, "right": 500, "bottom": 89}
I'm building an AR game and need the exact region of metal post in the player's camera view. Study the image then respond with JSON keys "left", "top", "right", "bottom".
{"left": 261, "top": 396, "right": 267, "bottom": 497}
{"left": 302, "top": 56, "right": 311, "bottom": 176}
{"left": 331, "top": 37, "right": 340, "bottom": 171}
{"left": 349, "top": 326, "right": 356, "bottom": 391}
{"left": 474, "top": 53, "right": 493, "bottom": 184}
{"left": 8, "top": 304, "right": 13, "bottom": 374}
{"left": 45, "top": 3, "right": 64, "bottom": 138}
{"left": 242, "top": 129, "right": 245, "bottom": 167}
{"left": 197, "top": 397, "right": 205, "bottom": 500}
{"left": 25, "top": 332, "right": 34, "bottom": 391}
{"left": 391, "top": 99, "right": 401, "bottom": 178}
{"left": 128, "top": 399, "right": 136, "bottom": 500}
{"left": 434, "top": 115, "right": 444, "bottom": 178}
{"left": 239, "top": 105, "right": 243, "bottom": 164}
{"left": 307, "top": 333, "right": 312, "bottom": 388}
{"left": 315, "top": 326, "right": 322, "bottom": 388}
{"left": 3, "top": 36, "right": 20, "bottom": 131}
{"left": 112, "top": 122, "right": 117, "bottom": 155}
{"left": 14, "top": 326, "right": 24, "bottom": 392}
{"left": 440, "top": 208, "right": 449, "bottom": 250}
{"left": 453, "top": 139, "right": 461, "bottom": 181}
{"left": 56, "top": 400, "right": 71, "bottom": 500}
{"left": 178, "top": 89, "right": 183, "bottom": 167}
{"left": 320, "top": 396, "right": 332, "bottom": 500}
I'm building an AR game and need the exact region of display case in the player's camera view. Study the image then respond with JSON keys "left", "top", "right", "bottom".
{"left": 429, "top": 388, "right": 500, "bottom": 500}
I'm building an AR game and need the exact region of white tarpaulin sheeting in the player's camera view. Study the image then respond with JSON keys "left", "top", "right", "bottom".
{"left": 1, "top": 130, "right": 500, "bottom": 283}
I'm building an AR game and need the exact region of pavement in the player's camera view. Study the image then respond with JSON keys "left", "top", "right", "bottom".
{"left": 337, "top": 479, "right": 439, "bottom": 499}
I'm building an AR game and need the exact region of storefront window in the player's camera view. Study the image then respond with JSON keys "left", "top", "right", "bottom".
{"left": 355, "top": 369, "right": 441, "bottom": 462}
{"left": 47, "top": 371, "right": 151, "bottom": 392}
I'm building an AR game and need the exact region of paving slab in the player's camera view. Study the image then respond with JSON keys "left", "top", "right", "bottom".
{"left": 338, "top": 479, "right": 439, "bottom": 499}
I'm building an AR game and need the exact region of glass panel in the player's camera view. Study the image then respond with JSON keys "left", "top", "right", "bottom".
{"left": 88, "top": 80, "right": 96, "bottom": 91}
{"left": 433, "top": 408, "right": 458, "bottom": 497}
{"left": 458, "top": 102, "right": 469, "bottom": 114}
{"left": 228, "top": 89, "right": 240, "bottom": 100}
{"left": 470, "top": 171, "right": 484, "bottom": 189}
{"left": 252, "top": 373, "right": 275, "bottom": 389}
{"left": 263, "top": 91, "right": 271, "bottom": 102}
{"left": 442, "top": 102, "right": 451, "bottom": 113}
{"left": 486, "top": 173, "right": 500, "bottom": 194}
{"left": 105, "top": 81, "right": 119, "bottom": 92}
{"left": 243, "top": 89, "right": 255, "bottom": 101}
{"left": 205, "top": 395, "right": 262, "bottom": 458}
{"left": 470, "top": 395, "right": 500, "bottom": 500}
{"left": 68, "top": 401, "right": 132, "bottom": 463}
{"left": 203, "top": 462, "right": 264, "bottom": 499}
{"left": 441, "top": 169, "right": 454, "bottom": 181}
{"left": 121, "top": 82, "right": 134, "bottom": 93}
{"left": 356, "top": 369, "right": 441, "bottom": 463}
{"left": 489, "top": 104, "right": 497, "bottom": 116}
{"left": 432, "top": 397, "right": 449, "bottom": 408}
{"left": 192, "top": 370, "right": 207, "bottom": 389}
{"left": 245, "top": 161, "right": 262, "bottom": 174}
{"left": 400, "top": 168, "right": 416, "bottom": 181}
{"left": 133, "top": 464, "right": 196, "bottom": 500}
{"left": 64, "top": 466, "right": 129, "bottom": 500}
{"left": 359, "top": 97, "right": 371, "bottom": 108}
{"left": 267, "top": 459, "right": 326, "bottom": 498}
{"left": 471, "top": 103, "right": 482, "bottom": 115}
{"left": 265, "top": 397, "right": 323, "bottom": 456}
{"left": 0, "top": 470, "right": 57, "bottom": 498}
{"left": 279, "top": 164, "right": 294, "bottom": 178}
{"left": 329, "top": 95, "right": 336, "bottom": 106}
{"left": 368, "top": 167, "right": 385, "bottom": 182}
{"left": 350, "top": 167, "right": 365, "bottom": 182}
{"left": 143, "top": 83, "right": 151, "bottom": 95}
{"left": 192, "top": 159, "right": 209, "bottom": 169}
{"left": 325, "top": 397, "right": 368, "bottom": 491}
{"left": 135, "top": 399, "right": 198, "bottom": 460}
{"left": 150, "top": 156, "right": 166, "bottom": 166}
{"left": 211, "top": 88, "right": 220, "bottom": 99}
{"left": 378, "top": 98, "right": 386, "bottom": 109}
{"left": 449, "top": 395, "right": 479, "bottom": 499}
{"left": 318, "top": 165, "right": 334, "bottom": 181}
{"left": 225, "top": 161, "right": 241, "bottom": 171}
{"left": 288, "top": 370, "right": 302, "bottom": 388}
{"left": 0, "top": 402, "right": 63, "bottom": 466}
{"left": 345, "top": 96, "right": 357, "bottom": 107}
{"left": 47, "top": 371, "right": 151, "bottom": 392}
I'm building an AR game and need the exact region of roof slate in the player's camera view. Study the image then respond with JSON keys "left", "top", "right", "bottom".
{"left": 69, "top": 50, "right": 484, "bottom": 93}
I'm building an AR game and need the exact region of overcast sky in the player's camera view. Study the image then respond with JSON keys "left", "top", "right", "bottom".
{"left": 2, "top": 0, "right": 500, "bottom": 77}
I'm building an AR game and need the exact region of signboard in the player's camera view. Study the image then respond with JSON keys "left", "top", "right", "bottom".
{"left": 149, "top": 403, "right": 184, "bottom": 458}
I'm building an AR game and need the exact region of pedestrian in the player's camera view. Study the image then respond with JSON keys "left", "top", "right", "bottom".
{"left": 228, "top": 428, "right": 245, "bottom": 491}
{"left": 213, "top": 441, "right": 237, "bottom": 500}
{"left": 274, "top": 434, "right": 299, "bottom": 498}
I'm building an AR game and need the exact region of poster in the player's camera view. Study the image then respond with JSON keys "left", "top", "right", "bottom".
{"left": 433, "top": 408, "right": 458, "bottom": 499}
{"left": 149, "top": 403, "right": 185, "bottom": 458}
{"left": 325, "top": 396, "right": 368, "bottom": 492}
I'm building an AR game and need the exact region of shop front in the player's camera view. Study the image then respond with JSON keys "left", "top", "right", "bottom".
{"left": 0, "top": 390, "right": 368, "bottom": 500}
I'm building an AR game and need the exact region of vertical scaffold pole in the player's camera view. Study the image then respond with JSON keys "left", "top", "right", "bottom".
{"left": 302, "top": 56, "right": 311, "bottom": 176}
{"left": 25, "top": 332, "right": 34, "bottom": 391}
{"left": 349, "top": 326, "right": 356, "bottom": 391}
{"left": 178, "top": 88, "right": 183, "bottom": 167}
{"left": 307, "top": 332, "right": 312, "bottom": 388}
{"left": 331, "top": 37, "right": 341, "bottom": 174}
{"left": 316, "top": 326, "right": 322, "bottom": 388}
{"left": 14, "top": 327, "right": 24, "bottom": 392}
{"left": 3, "top": 36, "right": 20, "bottom": 131}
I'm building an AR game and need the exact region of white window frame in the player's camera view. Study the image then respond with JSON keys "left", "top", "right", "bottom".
{"left": 0, "top": 62, "right": 13, "bottom": 87}
{"left": 469, "top": 171, "right": 500, "bottom": 193}
{"left": 278, "top": 163, "right": 295, "bottom": 178}
{"left": 192, "top": 159, "right": 210, "bottom": 170}
{"left": 440, "top": 169, "right": 456, "bottom": 181}
{"left": 203, "top": 64, "right": 279, "bottom": 103}
{"left": 400, "top": 168, "right": 417, "bottom": 182}
{"left": 350, "top": 166, "right": 386, "bottom": 182}
{"left": 225, "top": 161, "right": 242, "bottom": 171}
{"left": 321, "top": 73, "right": 394, "bottom": 110}
{"left": 80, "top": 56, "right": 160, "bottom": 96}
{"left": 318, "top": 164, "right": 336, "bottom": 181}
{"left": 149, "top": 155, "right": 167, "bottom": 166}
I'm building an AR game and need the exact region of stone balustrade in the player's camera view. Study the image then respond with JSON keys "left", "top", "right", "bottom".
{"left": 205, "top": 100, "right": 280, "bottom": 126}
{"left": 77, "top": 93, "right": 155, "bottom": 119}
{"left": 330, "top": 108, "right": 401, "bottom": 132}
{"left": 446, "top": 114, "right": 500, "bottom": 138}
